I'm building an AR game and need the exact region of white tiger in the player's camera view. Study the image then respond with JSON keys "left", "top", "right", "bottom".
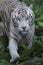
{"left": 0, "top": 0, "right": 35, "bottom": 63}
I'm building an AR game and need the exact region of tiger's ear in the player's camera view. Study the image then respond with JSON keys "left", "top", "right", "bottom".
{"left": 29, "top": 4, "right": 33, "bottom": 10}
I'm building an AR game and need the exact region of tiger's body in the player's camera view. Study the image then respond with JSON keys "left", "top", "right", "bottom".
{"left": 0, "top": 0, "right": 35, "bottom": 62}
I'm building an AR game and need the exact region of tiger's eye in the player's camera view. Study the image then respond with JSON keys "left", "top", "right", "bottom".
{"left": 31, "top": 16, "right": 32, "bottom": 18}
{"left": 29, "top": 13, "right": 31, "bottom": 15}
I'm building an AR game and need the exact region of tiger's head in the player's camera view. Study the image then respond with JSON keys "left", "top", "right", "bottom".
{"left": 11, "top": 4, "right": 35, "bottom": 36}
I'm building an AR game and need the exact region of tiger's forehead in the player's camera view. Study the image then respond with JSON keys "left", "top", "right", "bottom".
{"left": 18, "top": 8, "right": 28, "bottom": 18}
{"left": 18, "top": 8, "right": 27, "bottom": 14}
{"left": 11, "top": 8, "right": 28, "bottom": 18}
{"left": 11, "top": 7, "right": 34, "bottom": 19}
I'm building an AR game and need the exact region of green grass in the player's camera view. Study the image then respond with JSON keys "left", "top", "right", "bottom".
{"left": 0, "top": 36, "right": 43, "bottom": 65}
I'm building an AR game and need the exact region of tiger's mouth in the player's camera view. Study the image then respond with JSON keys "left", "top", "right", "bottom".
{"left": 19, "top": 30, "right": 28, "bottom": 36}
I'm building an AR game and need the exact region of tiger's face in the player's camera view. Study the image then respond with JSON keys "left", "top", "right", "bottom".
{"left": 11, "top": 4, "right": 35, "bottom": 36}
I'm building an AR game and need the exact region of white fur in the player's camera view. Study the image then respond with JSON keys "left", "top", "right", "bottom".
{"left": 9, "top": 38, "right": 20, "bottom": 62}
{"left": 8, "top": 4, "right": 35, "bottom": 63}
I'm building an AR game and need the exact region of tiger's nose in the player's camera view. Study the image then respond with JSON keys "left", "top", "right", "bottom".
{"left": 22, "top": 26, "right": 26, "bottom": 30}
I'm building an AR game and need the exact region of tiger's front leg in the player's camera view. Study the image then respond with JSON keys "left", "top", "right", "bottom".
{"left": 8, "top": 37, "right": 20, "bottom": 63}
{"left": 8, "top": 21, "right": 20, "bottom": 62}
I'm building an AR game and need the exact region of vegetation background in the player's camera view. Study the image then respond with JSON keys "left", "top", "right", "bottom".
{"left": 0, "top": 0, "right": 43, "bottom": 65}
